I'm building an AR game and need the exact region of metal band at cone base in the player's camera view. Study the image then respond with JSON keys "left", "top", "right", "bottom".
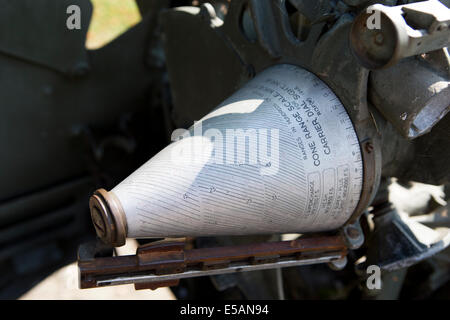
{"left": 89, "top": 189, "right": 127, "bottom": 247}
{"left": 91, "top": 64, "right": 364, "bottom": 243}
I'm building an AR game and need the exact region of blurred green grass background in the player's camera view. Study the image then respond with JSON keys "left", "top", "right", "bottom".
{"left": 86, "top": 0, "right": 141, "bottom": 49}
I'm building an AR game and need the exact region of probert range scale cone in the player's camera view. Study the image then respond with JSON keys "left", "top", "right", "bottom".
{"left": 89, "top": 64, "right": 364, "bottom": 246}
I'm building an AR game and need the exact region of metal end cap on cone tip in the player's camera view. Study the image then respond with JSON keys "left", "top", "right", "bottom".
{"left": 89, "top": 188, "right": 127, "bottom": 247}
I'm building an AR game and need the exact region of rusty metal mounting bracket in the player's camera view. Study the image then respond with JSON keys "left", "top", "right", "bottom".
{"left": 78, "top": 233, "right": 348, "bottom": 290}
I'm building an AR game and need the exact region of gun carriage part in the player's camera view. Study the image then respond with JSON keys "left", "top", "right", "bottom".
{"left": 79, "top": 202, "right": 450, "bottom": 290}
{"left": 350, "top": 0, "right": 450, "bottom": 70}
{"left": 369, "top": 54, "right": 450, "bottom": 139}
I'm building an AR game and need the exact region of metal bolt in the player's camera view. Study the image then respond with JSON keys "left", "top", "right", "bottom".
{"left": 346, "top": 226, "right": 360, "bottom": 239}
{"left": 328, "top": 256, "right": 348, "bottom": 271}
{"left": 374, "top": 32, "right": 384, "bottom": 45}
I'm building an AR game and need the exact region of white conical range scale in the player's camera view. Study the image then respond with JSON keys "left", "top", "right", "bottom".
{"left": 90, "top": 64, "right": 364, "bottom": 246}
